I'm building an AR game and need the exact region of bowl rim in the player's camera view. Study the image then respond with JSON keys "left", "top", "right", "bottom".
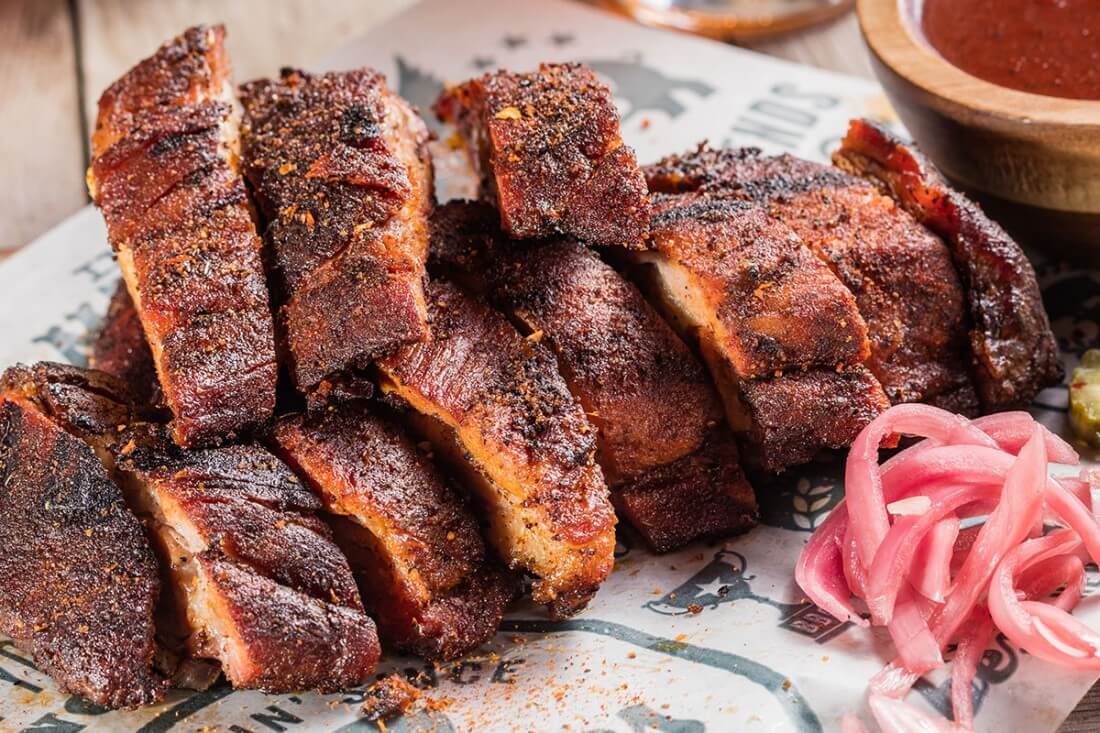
{"left": 857, "top": 0, "right": 1100, "bottom": 127}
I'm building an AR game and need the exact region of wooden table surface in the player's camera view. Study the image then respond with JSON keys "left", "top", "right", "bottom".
{"left": 0, "top": 1, "right": 1094, "bottom": 729}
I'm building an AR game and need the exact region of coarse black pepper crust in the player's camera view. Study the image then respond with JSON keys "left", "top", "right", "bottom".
{"left": 6, "top": 362, "right": 380, "bottom": 695}
{"left": 0, "top": 364, "right": 164, "bottom": 709}
{"left": 377, "top": 279, "right": 616, "bottom": 619}
{"left": 434, "top": 63, "right": 650, "bottom": 248}
{"left": 87, "top": 25, "right": 278, "bottom": 449}
{"left": 614, "top": 430, "right": 758, "bottom": 553}
{"left": 834, "top": 118, "right": 1063, "bottom": 410}
{"left": 240, "top": 68, "right": 432, "bottom": 391}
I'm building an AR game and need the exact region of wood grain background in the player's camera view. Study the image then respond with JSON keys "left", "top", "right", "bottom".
{"left": 0, "top": 2, "right": 1093, "bottom": 729}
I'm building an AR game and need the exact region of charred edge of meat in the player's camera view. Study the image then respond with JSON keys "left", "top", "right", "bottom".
{"left": 0, "top": 364, "right": 164, "bottom": 708}
{"left": 271, "top": 405, "right": 517, "bottom": 660}
{"left": 427, "top": 201, "right": 757, "bottom": 549}
{"left": 832, "top": 118, "right": 1063, "bottom": 410}
{"left": 360, "top": 673, "right": 421, "bottom": 721}
{"left": 87, "top": 24, "right": 278, "bottom": 449}
{"left": 434, "top": 63, "right": 650, "bottom": 248}
{"left": 114, "top": 421, "right": 380, "bottom": 693}
{"left": 644, "top": 194, "right": 875, "bottom": 376}
{"left": 675, "top": 146, "right": 980, "bottom": 413}
{"left": 239, "top": 67, "right": 432, "bottom": 391}
{"left": 12, "top": 363, "right": 379, "bottom": 693}
{"left": 376, "top": 279, "right": 616, "bottom": 619}
{"left": 613, "top": 428, "right": 758, "bottom": 553}
{"left": 617, "top": 250, "right": 892, "bottom": 472}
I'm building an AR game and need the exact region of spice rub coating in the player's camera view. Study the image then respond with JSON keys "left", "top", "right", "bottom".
{"left": 645, "top": 159, "right": 873, "bottom": 377}
{"left": 738, "top": 366, "right": 891, "bottom": 471}
{"left": 87, "top": 25, "right": 278, "bottom": 448}
{"left": 834, "top": 118, "right": 1062, "bottom": 410}
{"left": 240, "top": 68, "right": 432, "bottom": 390}
{"left": 377, "top": 279, "right": 616, "bottom": 618}
{"left": 614, "top": 430, "right": 757, "bottom": 553}
{"left": 434, "top": 63, "right": 649, "bottom": 248}
{"left": 429, "top": 201, "right": 756, "bottom": 550}
{"left": 636, "top": 151, "right": 891, "bottom": 470}
{"left": 429, "top": 201, "right": 718, "bottom": 482}
{"left": 674, "top": 146, "right": 978, "bottom": 413}
{"left": 0, "top": 365, "right": 163, "bottom": 709}
{"left": 116, "top": 423, "right": 380, "bottom": 693}
{"left": 274, "top": 405, "right": 517, "bottom": 660}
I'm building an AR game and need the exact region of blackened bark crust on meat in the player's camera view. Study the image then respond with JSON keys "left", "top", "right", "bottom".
{"left": 614, "top": 430, "right": 757, "bottom": 553}
{"left": 638, "top": 150, "right": 891, "bottom": 470}
{"left": 435, "top": 63, "right": 650, "bottom": 248}
{"left": 88, "top": 25, "right": 278, "bottom": 448}
{"left": 833, "top": 119, "right": 1062, "bottom": 410}
{"left": 240, "top": 68, "right": 431, "bottom": 391}
{"left": 377, "top": 279, "right": 616, "bottom": 618}
{"left": 428, "top": 201, "right": 757, "bottom": 551}
{"left": 664, "top": 145, "right": 979, "bottom": 414}
{"left": 0, "top": 366, "right": 163, "bottom": 709}
{"left": 5, "top": 362, "right": 379, "bottom": 695}
{"left": 273, "top": 404, "right": 517, "bottom": 660}
{"left": 114, "top": 423, "right": 381, "bottom": 693}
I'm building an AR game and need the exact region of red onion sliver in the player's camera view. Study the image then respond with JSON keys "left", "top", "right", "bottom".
{"left": 929, "top": 428, "right": 1047, "bottom": 645}
{"left": 950, "top": 607, "right": 995, "bottom": 731}
{"left": 887, "top": 584, "right": 943, "bottom": 673}
{"left": 868, "top": 694, "right": 961, "bottom": 732}
{"left": 987, "top": 531, "right": 1097, "bottom": 669}
{"left": 843, "top": 522, "right": 868, "bottom": 599}
{"left": 795, "top": 404, "right": 1100, "bottom": 730}
{"left": 1022, "top": 554, "right": 1087, "bottom": 615}
{"left": 912, "top": 516, "right": 960, "bottom": 604}
{"left": 972, "top": 412, "right": 1079, "bottom": 465}
{"left": 867, "top": 481, "right": 1000, "bottom": 623}
{"left": 1058, "top": 476, "right": 1093, "bottom": 514}
{"left": 846, "top": 405, "right": 998, "bottom": 569}
{"left": 794, "top": 502, "right": 866, "bottom": 625}
{"left": 866, "top": 482, "right": 998, "bottom": 620}
{"left": 1043, "top": 477, "right": 1100, "bottom": 565}
{"left": 869, "top": 662, "right": 920, "bottom": 699}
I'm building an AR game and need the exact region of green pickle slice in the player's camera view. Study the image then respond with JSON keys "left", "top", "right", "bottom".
{"left": 1070, "top": 349, "right": 1100, "bottom": 448}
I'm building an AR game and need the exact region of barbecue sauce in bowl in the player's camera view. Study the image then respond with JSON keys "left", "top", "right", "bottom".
{"left": 921, "top": 0, "right": 1100, "bottom": 101}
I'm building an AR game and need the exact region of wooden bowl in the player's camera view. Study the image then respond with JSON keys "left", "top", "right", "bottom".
{"left": 856, "top": 0, "right": 1100, "bottom": 258}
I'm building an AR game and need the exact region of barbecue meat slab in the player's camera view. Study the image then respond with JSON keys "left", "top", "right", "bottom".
{"left": 376, "top": 279, "right": 616, "bottom": 618}
{"left": 273, "top": 404, "right": 517, "bottom": 659}
{"left": 430, "top": 201, "right": 757, "bottom": 551}
{"left": 637, "top": 153, "right": 891, "bottom": 471}
{"left": 87, "top": 25, "right": 278, "bottom": 448}
{"left": 115, "top": 425, "right": 380, "bottom": 692}
{"left": 0, "top": 364, "right": 163, "bottom": 708}
{"left": 615, "top": 430, "right": 755, "bottom": 552}
{"left": 9, "top": 363, "right": 380, "bottom": 693}
{"left": 661, "top": 146, "right": 979, "bottom": 414}
{"left": 434, "top": 63, "right": 649, "bottom": 248}
{"left": 91, "top": 281, "right": 162, "bottom": 409}
{"left": 834, "top": 118, "right": 1062, "bottom": 410}
{"left": 240, "top": 68, "right": 432, "bottom": 391}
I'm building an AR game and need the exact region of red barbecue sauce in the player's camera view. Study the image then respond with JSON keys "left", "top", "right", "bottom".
{"left": 922, "top": 0, "right": 1100, "bottom": 101}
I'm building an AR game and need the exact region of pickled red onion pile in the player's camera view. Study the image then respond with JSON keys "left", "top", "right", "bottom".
{"left": 795, "top": 404, "right": 1099, "bottom": 732}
